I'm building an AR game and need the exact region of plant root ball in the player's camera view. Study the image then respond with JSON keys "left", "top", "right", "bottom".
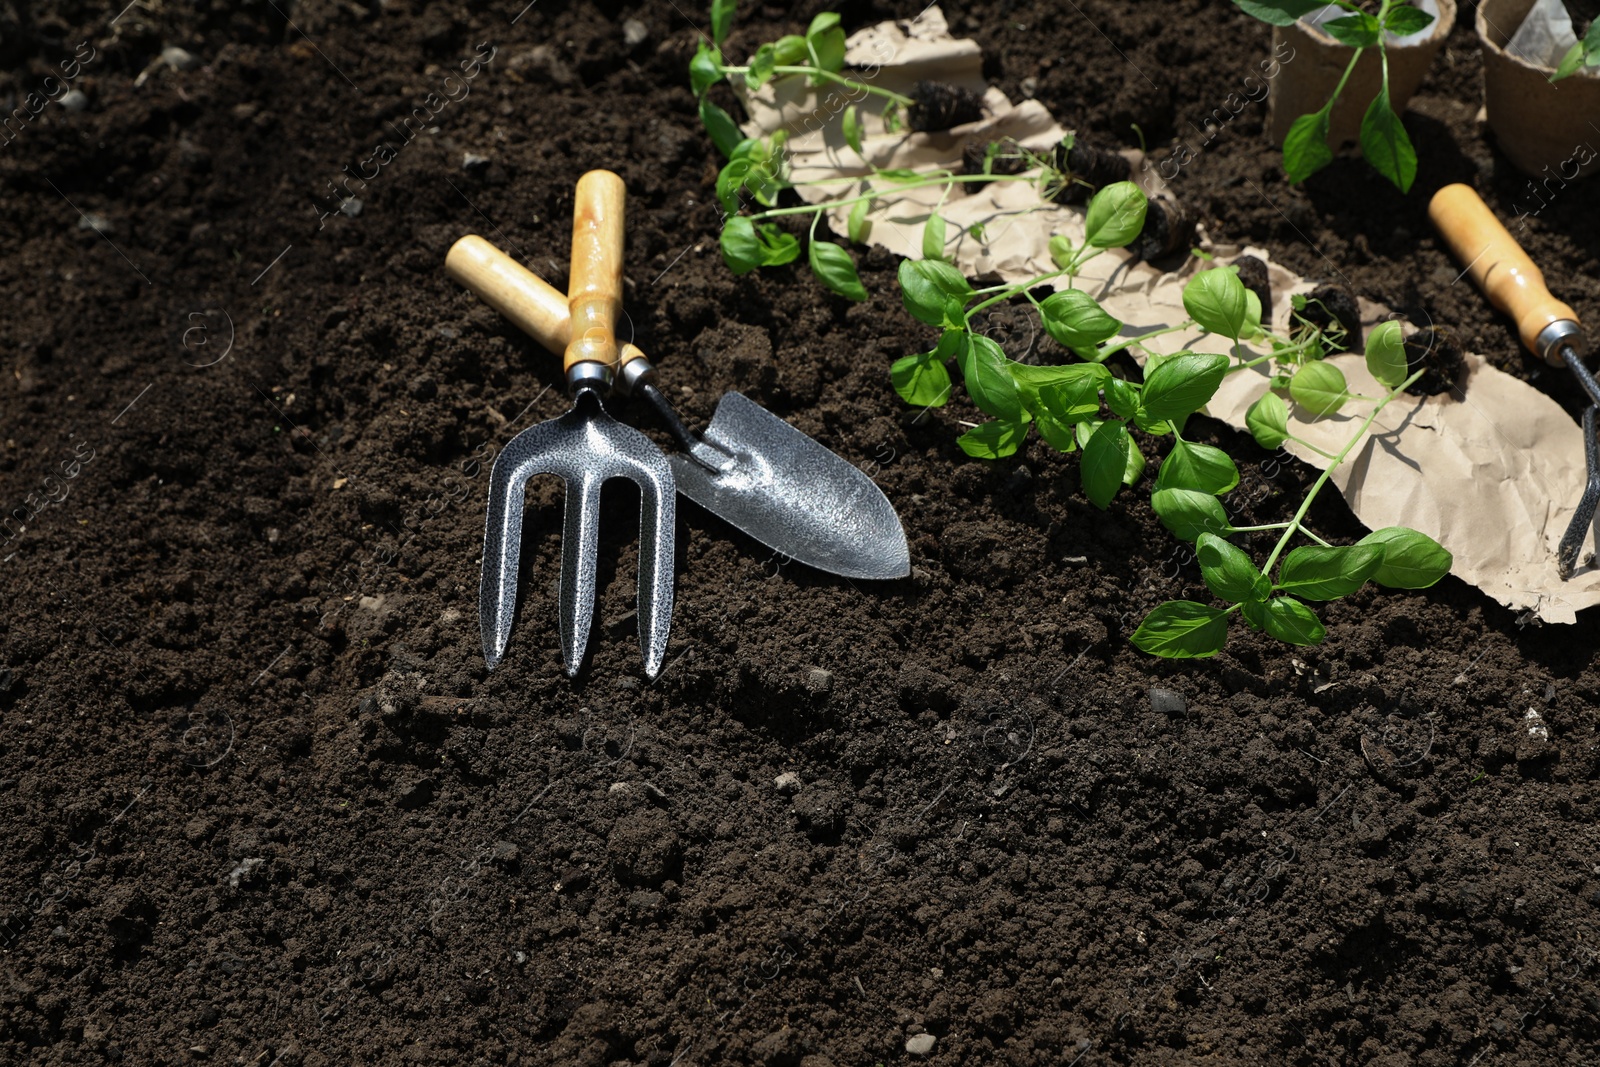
{"left": 961, "top": 137, "right": 1031, "bottom": 177}
{"left": 908, "top": 80, "right": 985, "bottom": 132}
{"left": 1294, "top": 283, "right": 1363, "bottom": 354}
{"left": 1052, "top": 139, "right": 1132, "bottom": 205}
{"left": 1233, "top": 255, "right": 1272, "bottom": 319}
{"left": 1131, "top": 197, "right": 1194, "bottom": 262}
{"left": 1403, "top": 325, "right": 1466, "bottom": 398}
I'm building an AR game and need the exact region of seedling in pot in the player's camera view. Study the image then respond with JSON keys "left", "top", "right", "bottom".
{"left": 1551, "top": 16, "right": 1600, "bottom": 81}
{"left": 1230, "top": 0, "right": 1437, "bottom": 192}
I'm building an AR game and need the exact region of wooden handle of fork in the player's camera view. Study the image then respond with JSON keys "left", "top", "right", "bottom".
{"left": 1429, "top": 183, "right": 1579, "bottom": 366}
{"left": 564, "top": 169, "right": 626, "bottom": 373}
{"left": 445, "top": 234, "right": 647, "bottom": 367}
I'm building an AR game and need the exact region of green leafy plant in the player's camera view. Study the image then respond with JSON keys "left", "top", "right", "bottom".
{"left": 1231, "top": 0, "right": 1436, "bottom": 192}
{"left": 1551, "top": 17, "right": 1600, "bottom": 81}
{"left": 890, "top": 184, "right": 1452, "bottom": 656}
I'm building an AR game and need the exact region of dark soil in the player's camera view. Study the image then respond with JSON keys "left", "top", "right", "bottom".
{"left": 3, "top": 1, "right": 1599, "bottom": 1065}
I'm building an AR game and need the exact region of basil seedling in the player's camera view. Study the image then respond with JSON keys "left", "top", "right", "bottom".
{"left": 1230, "top": 0, "right": 1436, "bottom": 192}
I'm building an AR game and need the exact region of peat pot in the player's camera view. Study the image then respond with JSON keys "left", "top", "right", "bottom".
{"left": 1477, "top": 0, "right": 1600, "bottom": 180}
{"left": 1267, "top": 0, "right": 1457, "bottom": 148}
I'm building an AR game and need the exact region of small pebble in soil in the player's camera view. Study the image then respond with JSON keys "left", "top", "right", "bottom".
{"left": 59, "top": 89, "right": 88, "bottom": 112}
{"left": 161, "top": 46, "right": 200, "bottom": 71}
{"left": 462, "top": 153, "right": 490, "bottom": 169}
{"left": 622, "top": 18, "right": 648, "bottom": 47}
{"left": 906, "top": 1033, "right": 937, "bottom": 1056}
{"left": 908, "top": 80, "right": 984, "bottom": 131}
{"left": 774, "top": 771, "right": 801, "bottom": 795}
{"left": 340, "top": 198, "right": 363, "bottom": 218}
{"left": 1149, "top": 687, "right": 1187, "bottom": 716}
{"left": 77, "top": 213, "right": 111, "bottom": 234}
{"left": 804, "top": 667, "right": 834, "bottom": 694}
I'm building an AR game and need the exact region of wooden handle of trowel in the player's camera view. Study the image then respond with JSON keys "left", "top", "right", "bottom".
{"left": 565, "top": 169, "right": 628, "bottom": 373}
{"left": 1429, "top": 183, "right": 1579, "bottom": 366}
{"left": 445, "top": 235, "right": 648, "bottom": 366}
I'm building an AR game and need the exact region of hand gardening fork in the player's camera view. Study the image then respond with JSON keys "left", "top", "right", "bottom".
{"left": 469, "top": 170, "right": 675, "bottom": 678}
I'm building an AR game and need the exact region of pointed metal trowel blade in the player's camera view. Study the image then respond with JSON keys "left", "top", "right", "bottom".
{"left": 668, "top": 392, "right": 910, "bottom": 580}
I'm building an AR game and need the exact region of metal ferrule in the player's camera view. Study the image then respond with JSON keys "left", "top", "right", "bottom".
{"left": 1538, "top": 320, "right": 1588, "bottom": 365}
{"left": 565, "top": 360, "right": 612, "bottom": 397}
{"left": 614, "top": 356, "right": 657, "bottom": 397}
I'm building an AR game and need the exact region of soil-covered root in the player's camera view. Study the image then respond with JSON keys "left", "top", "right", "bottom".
{"left": 1052, "top": 138, "right": 1133, "bottom": 204}
{"left": 1294, "top": 282, "right": 1363, "bottom": 353}
{"left": 1233, "top": 255, "right": 1272, "bottom": 318}
{"left": 961, "top": 137, "right": 1032, "bottom": 176}
{"left": 1131, "top": 197, "right": 1194, "bottom": 262}
{"left": 908, "top": 80, "right": 986, "bottom": 131}
{"left": 1403, "top": 325, "right": 1466, "bottom": 397}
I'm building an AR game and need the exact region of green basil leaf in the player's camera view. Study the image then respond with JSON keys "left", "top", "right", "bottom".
{"left": 1242, "top": 598, "right": 1268, "bottom": 631}
{"left": 1356, "top": 526, "right": 1453, "bottom": 588}
{"left": 1384, "top": 5, "right": 1434, "bottom": 36}
{"left": 1122, "top": 436, "right": 1146, "bottom": 486}
{"left": 1359, "top": 85, "right": 1417, "bottom": 193}
{"left": 710, "top": 0, "right": 737, "bottom": 45}
{"left": 922, "top": 214, "right": 947, "bottom": 262}
{"left": 1283, "top": 108, "right": 1334, "bottom": 184}
{"left": 847, "top": 197, "right": 871, "bottom": 243}
{"left": 720, "top": 216, "right": 761, "bottom": 274}
{"left": 842, "top": 104, "right": 864, "bottom": 156}
{"left": 1322, "top": 12, "right": 1381, "bottom": 48}
{"left": 1183, "top": 267, "right": 1251, "bottom": 341}
{"left": 1083, "top": 181, "right": 1148, "bottom": 249}
{"left": 690, "top": 42, "right": 723, "bottom": 96}
{"left": 755, "top": 223, "right": 799, "bottom": 266}
{"left": 1048, "top": 234, "right": 1075, "bottom": 270}
{"left": 958, "top": 416, "right": 1030, "bottom": 459}
{"left": 1157, "top": 438, "right": 1240, "bottom": 495}
{"left": 1105, "top": 377, "right": 1139, "bottom": 420}
{"left": 890, "top": 354, "right": 952, "bottom": 408}
{"left": 772, "top": 34, "right": 807, "bottom": 66}
{"left": 1259, "top": 597, "right": 1326, "bottom": 645}
{"left": 699, "top": 98, "right": 744, "bottom": 158}
{"left": 1140, "top": 351, "right": 1230, "bottom": 421}
{"left": 1197, "top": 532, "right": 1266, "bottom": 603}
{"left": 1230, "top": 0, "right": 1326, "bottom": 27}
{"left": 898, "top": 259, "right": 973, "bottom": 329}
{"left": 805, "top": 13, "right": 845, "bottom": 80}
{"left": 744, "top": 42, "right": 776, "bottom": 90}
{"left": 1552, "top": 41, "right": 1586, "bottom": 81}
{"left": 1245, "top": 390, "right": 1290, "bottom": 449}
{"left": 1008, "top": 362, "right": 1109, "bottom": 391}
{"left": 1276, "top": 544, "right": 1384, "bottom": 600}
{"left": 1131, "top": 601, "right": 1231, "bottom": 659}
{"left": 1081, "top": 419, "right": 1132, "bottom": 508}
{"left": 1152, "top": 487, "right": 1230, "bottom": 542}
{"left": 809, "top": 239, "right": 868, "bottom": 301}
{"left": 1040, "top": 290, "right": 1122, "bottom": 350}
{"left": 955, "top": 333, "right": 1021, "bottom": 420}
{"left": 1365, "top": 320, "right": 1408, "bottom": 388}
{"left": 1289, "top": 362, "right": 1348, "bottom": 416}
{"left": 1034, "top": 411, "right": 1077, "bottom": 452}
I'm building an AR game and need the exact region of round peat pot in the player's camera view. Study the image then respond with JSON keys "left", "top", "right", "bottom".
{"left": 1267, "top": 0, "right": 1457, "bottom": 149}
{"left": 1477, "top": 0, "right": 1600, "bottom": 180}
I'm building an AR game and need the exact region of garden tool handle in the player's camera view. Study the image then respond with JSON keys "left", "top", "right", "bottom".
{"left": 565, "top": 169, "right": 627, "bottom": 374}
{"left": 444, "top": 235, "right": 647, "bottom": 366}
{"left": 1429, "top": 183, "right": 1580, "bottom": 367}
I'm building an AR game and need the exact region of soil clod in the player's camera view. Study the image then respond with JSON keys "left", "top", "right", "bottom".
{"left": 1131, "top": 197, "right": 1194, "bottom": 262}
{"left": 1294, "top": 283, "right": 1364, "bottom": 353}
{"left": 908, "top": 80, "right": 986, "bottom": 131}
{"left": 1233, "top": 255, "right": 1272, "bottom": 317}
{"left": 1403, "top": 325, "right": 1467, "bottom": 397}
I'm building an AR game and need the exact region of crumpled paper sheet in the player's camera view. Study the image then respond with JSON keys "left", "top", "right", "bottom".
{"left": 735, "top": 7, "right": 1599, "bottom": 623}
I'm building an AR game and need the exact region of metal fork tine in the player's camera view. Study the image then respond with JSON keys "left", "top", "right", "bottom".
{"left": 630, "top": 458, "right": 676, "bottom": 679}
{"left": 480, "top": 450, "right": 532, "bottom": 671}
{"left": 1558, "top": 404, "right": 1600, "bottom": 580}
{"left": 558, "top": 468, "right": 605, "bottom": 677}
